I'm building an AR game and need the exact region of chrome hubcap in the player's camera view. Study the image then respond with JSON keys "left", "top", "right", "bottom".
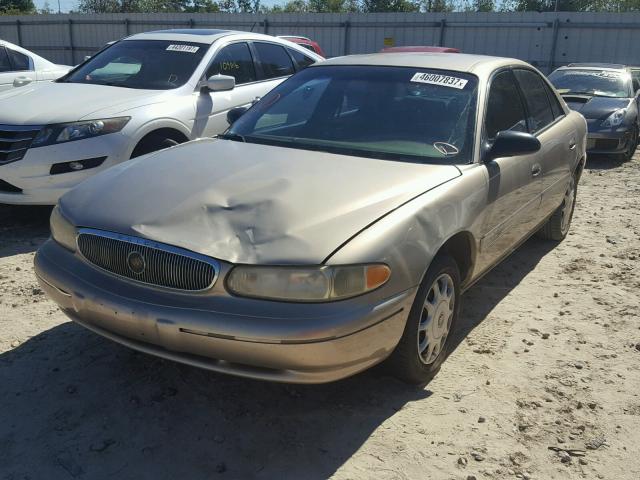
{"left": 560, "top": 177, "right": 576, "bottom": 234}
{"left": 418, "top": 273, "right": 455, "bottom": 365}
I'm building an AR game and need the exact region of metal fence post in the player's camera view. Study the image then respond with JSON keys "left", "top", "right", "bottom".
{"left": 343, "top": 20, "right": 351, "bottom": 56}
{"left": 438, "top": 18, "right": 446, "bottom": 47}
{"left": 124, "top": 18, "right": 131, "bottom": 36}
{"left": 15, "top": 20, "right": 23, "bottom": 46}
{"left": 548, "top": 18, "right": 559, "bottom": 73}
{"left": 263, "top": 18, "right": 269, "bottom": 35}
{"left": 189, "top": 18, "right": 195, "bottom": 28}
{"left": 68, "top": 18, "right": 75, "bottom": 65}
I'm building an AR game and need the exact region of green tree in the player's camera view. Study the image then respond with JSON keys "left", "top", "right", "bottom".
{"left": 0, "top": 0, "right": 35, "bottom": 13}
{"left": 362, "top": 0, "right": 419, "bottom": 12}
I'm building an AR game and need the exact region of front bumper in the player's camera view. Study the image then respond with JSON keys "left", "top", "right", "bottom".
{"left": 35, "top": 240, "right": 414, "bottom": 383}
{"left": 586, "top": 128, "right": 634, "bottom": 155}
{"left": 0, "top": 133, "right": 129, "bottom": 205}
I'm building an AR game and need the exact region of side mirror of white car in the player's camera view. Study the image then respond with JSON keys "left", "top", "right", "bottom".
{"left": 205, "top": 74, "right": 235, "bottom": 92}
{"left": 13, "top": 76, "right": 33, "bottom": 88}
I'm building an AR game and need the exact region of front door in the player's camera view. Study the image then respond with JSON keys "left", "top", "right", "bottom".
{"left": 477, "top": 69, "right": 543, "bottom": 271}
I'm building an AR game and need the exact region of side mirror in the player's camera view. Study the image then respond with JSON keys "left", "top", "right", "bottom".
{"left": 204, "top": 74, "right": 235, "bottom": 92}
{"left": 13, "top": 76, "right": 33, "bottom": 88}
{"left": 227, "top": 106, "right": 249, "bottom": 125}
{"left": 485, "top": 130, "right": 541, "bottom": 161}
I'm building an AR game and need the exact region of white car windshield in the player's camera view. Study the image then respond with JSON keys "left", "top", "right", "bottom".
{"left": 226, "top": 65, "right": 479, "bottom": 164}
{"left": 549, "top": 69, "right": 632, "bottom": 98}
{"left": 60, "top": 40, "right": 207, "bottom": 90}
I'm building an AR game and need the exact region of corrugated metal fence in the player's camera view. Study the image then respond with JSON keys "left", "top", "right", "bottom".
{"left": 1, "top": 12, "right": 640, "bottom": 72}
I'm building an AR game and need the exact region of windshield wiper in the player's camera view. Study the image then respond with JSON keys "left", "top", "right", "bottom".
{"left": 218, "top": 133, "right": 246, "bottom": 142}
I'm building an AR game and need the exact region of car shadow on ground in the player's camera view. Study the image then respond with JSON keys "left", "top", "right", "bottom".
{"left": 450, "top": 236, "right": 557, "bottom": 355}
{"left": 0, "top": 205, "right": 51, "bottom": 258}
{"left": 0, "top": 240, "right": 555, "bottom": 480}
{"left": 585, "top": 153, "right": 629, "bottom": 170}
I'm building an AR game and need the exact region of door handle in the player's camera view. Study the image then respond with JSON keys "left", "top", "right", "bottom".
{"left": 13, "top": 76, "right": 33, "bottom": 87}
{"left": 531, "top": 164, "right": 542, "bottom": 177}
{"left": 569, "top": 139, "right": 576, "bottom": 150}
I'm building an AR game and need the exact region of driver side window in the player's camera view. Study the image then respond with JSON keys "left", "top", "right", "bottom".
{"left": 485, "top": 70, "right": 528, "bottom": 140}
{"left": 206, "top": 43, "right": 256, "bottom": 86}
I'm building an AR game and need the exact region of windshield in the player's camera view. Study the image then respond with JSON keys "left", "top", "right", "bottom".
{"left": 227, "top": 65, "right": 478, "bottom": 164}
{"left": 60, "top": 40, "right": 207, "bottom": 90}
{"left": 548, "top": 69, "right": 632, "bottom": 98}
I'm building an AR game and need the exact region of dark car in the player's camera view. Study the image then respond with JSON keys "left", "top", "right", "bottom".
{"left": 548, "top": 63, "right": 640, "bottom": 161}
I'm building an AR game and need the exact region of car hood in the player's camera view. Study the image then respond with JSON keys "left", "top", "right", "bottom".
{"left": 0, "top": 82, "right": 166, "bottom": 125}
{"left": 60, "top": 139, "right": 461, "bottom": 265}
{"left": 561, "top": 95, "right": 631, "bottom": 120}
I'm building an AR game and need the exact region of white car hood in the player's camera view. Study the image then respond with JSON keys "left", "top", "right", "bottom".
{"left": 60, "top": 138, "right": 461, "bottom": 265}
{"left": 0, "top": 82, "right": 166, "bottom": 125}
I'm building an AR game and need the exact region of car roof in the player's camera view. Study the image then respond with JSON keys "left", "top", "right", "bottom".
{"left": 125, "top": 29, "right": 284, "bottom": 45}
{"left": 316, "top": 53, "right": 530, "bottom": 76}
{"left": 381, "top": 46, "right": 460, "bottom": 53}
{"left": 567, "top": 62, "right": 628, "bottom": 70}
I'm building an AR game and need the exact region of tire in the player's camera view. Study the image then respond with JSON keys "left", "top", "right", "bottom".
{"left": 386, "top": 254, "right": 461, "bottom": 385}
{"left": 130, "top": 133, "right": 181, "bottom": 159}
{"left": 537, "top": 173, "right": 577, "bottom": 242}
{"left": 616, "top": 126, "right": 637, "bottom": 162}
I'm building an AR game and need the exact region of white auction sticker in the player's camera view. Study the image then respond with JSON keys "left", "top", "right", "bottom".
{"left": 166, "top": 44, "right": 200, "bottom": 53}
{"left": 410, "top": 72, "right": 468, "bottom": 89}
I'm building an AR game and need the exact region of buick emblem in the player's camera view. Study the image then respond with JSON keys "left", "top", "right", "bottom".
{"left": 127, "top": 251, "right": 146, "bottom": 275}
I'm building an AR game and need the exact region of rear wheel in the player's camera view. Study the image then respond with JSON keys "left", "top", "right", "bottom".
{"left": 386, "top": 254, "right": 461, "bottom": 385}
{"left": 537, "top": 173, "right": 577, "bottom": 241}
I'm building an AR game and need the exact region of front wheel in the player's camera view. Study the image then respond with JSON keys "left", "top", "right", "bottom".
{"left": 616, "top": 126, "right": 637, "bottom": 162}
{"left": 386, "top": 254, "right": 461, "bottom": 385}
{"left": 537, "top": 173, "right": 577, "bottom": 241}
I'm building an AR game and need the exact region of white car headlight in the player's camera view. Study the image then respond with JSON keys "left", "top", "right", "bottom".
{"left": 226, "top": 264, "right": 391, "bottom": 302}
{"left": 50, "top": 205, "right": 77, "bottom": 252}
{"left": 32, "top": 117, "right": 130, "bottom": 147}
{"left": 601, "top": 108, "right": 627, "bottom": 128}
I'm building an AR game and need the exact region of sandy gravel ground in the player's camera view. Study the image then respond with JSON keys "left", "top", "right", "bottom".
{"left": 1, "top": 155, "right": 639, "bottom": 480}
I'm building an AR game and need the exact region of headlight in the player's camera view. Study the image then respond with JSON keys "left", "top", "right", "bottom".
{"left": 601, "top": 108, "right": 627, "bottom": 128}
{"left": 226, "top": 264, "right": 391, "bottom": 302}
{"left": 50, "top": 205, "right": 77, "bottom": 252}
{"left": 32, "top": 117, "right": 130, "bottom": 147}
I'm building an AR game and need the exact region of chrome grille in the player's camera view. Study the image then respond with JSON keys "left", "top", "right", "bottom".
{"left": 0, "top": 125, "right": 42, "bottom": 165}
{"left": 77, "top": 229, "right": 219, "bottom": 291}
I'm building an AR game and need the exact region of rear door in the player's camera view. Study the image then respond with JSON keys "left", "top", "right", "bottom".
{"left": 513, "top": 68, "right": 575, "bottom": 219}
{"left": 478, "top": 69, "right": 543, "bottom": 268}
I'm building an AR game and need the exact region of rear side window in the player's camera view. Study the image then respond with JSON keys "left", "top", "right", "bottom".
{"left": 485, "top": 70, "right": 528, "bottom": 140}
{"left": 8, "top": 49, "right": 31, "bottom": 71}
{"left": 254, "top": 42, "right": 294, "bottom": 79}
{"left": 0, "top": 47, "right": 11, "bottom": 73}
{"left": 207, "top": 42, "right": 256, "bottom": 85}
{"left": 287, "top": 48, "right": 315, "bottom": 71}
{"left": 514, "top": 69, "right": 555, "bottom": 133}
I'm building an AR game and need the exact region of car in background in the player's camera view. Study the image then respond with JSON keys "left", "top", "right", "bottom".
{"left": 548, "top": 63, "right": 639, "bottom": 161}
{"left": 0, "top": 40, "right": 70, "bottom": 91}
{"left": 36, "top": 53, "right": 586, "bottom": 384}
{"left": 0, "top": 29, "right": 322, "bottom": 205}
{"left": 381, "top": 46, "right": 460, "bottom": 53}
{"left": 277, "top": 36, "right": 325, "bottom": 57}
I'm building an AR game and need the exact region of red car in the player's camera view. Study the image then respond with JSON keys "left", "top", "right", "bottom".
{"left": 381, "top": 46, "right": 461, "bottom": 53}
{"left": 278, "top": 36, "right": 326, "bottom": 58}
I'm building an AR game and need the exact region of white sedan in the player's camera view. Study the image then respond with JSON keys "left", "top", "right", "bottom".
{"left": 0, "top": 30, "right": 322, "bottom": 205}
{"left": 0, "top": 40, "right": 70, "bottom": 92}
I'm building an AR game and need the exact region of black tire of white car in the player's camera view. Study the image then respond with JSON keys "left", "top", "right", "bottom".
{"left": 537, "top": 173, "right": 578, "bottom": 242}
{"left": 131, "top": 134, "right": 180, "bottom": 159}
{"left": 387, "top": 254, "right": 461, "bottom": 385}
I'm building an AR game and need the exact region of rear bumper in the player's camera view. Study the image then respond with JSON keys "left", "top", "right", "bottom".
{"left": 34, "top": 240, "right": 414, "bottom": 383}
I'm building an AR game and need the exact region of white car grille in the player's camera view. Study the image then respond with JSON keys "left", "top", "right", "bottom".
{"left": 0, "top": 125, "right": 41, "bottom": 165}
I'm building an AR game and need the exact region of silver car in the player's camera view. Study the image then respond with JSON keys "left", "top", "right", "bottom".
{"left": 35, "top": 53, "right": 587, "bottom": 384}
